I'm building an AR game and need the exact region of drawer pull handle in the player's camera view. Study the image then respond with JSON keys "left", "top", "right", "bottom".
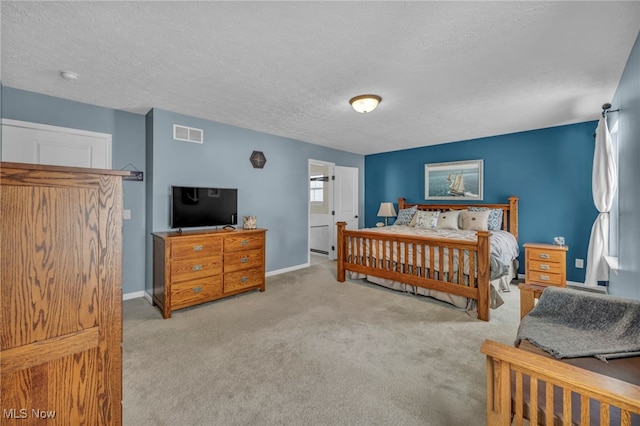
{"left": 193, "top": 286, "right": 202, "bottom": 293}
{"left": 539, "top": 253, "right": 550, "bottom": 259}
{"left": 240, "top": 276, "right": 248, "bottom": 283}
{"left": 539, "top": 264, "right": 549, "bottom": 270}
{"left": 193, "top": 245, "right": 203, "bottom": 251}
{"left": 192, "top": 264, "right": 203, "bottom": 271}
{"left": 241, "top": 240, "right": 249, "bottom": 246}
{"left": 539, "top": 275, "right": 550, "bottom": 281}
{"left": 241, "top": 256, "right": 249, "bottom": 263}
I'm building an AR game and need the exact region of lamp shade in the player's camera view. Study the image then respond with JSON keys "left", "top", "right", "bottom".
{"left": 377, "top": 202, "right": 397, "bottom": 217}
{"left": 349, "top": 94, "right": 381, "bottom": 113}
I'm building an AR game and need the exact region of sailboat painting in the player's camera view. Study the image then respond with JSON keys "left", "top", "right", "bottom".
{"left": 425, "top": 159, "right": 483, "bottom": 200}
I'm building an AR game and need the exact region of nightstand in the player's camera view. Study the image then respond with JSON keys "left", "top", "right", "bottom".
{"left": 524, "top": 243, "right": 568, "bottom": 287}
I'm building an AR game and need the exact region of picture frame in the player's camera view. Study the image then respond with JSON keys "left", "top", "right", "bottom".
{"left": 424, "top": 159, "right": 483, "bottom": 200}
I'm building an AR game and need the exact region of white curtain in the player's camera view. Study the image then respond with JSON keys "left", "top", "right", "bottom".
{"left": 584, "top": 116, "right": 617, "bottom": 286}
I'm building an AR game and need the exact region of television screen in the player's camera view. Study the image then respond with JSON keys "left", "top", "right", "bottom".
{"left": 171, "top": 186, "right": 237, "bottom": 229}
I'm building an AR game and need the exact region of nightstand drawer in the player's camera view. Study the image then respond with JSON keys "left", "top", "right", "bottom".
{"left": 527, "top": 271, "right": 563, "bottom": 286}
{"left": 171, "top": 276, "right": 223, "bottom": 310}
{"left": 224, "top": 268, "right": 264, "bottom": 293}
{"left": 172, "top": 238, "right": 221, "bottom": 259}
{"left": 171, "top": 256, "right": 222, "bottom": 282}
{"left": 224, "top": 249, "right": 263, "bottom": 273}
{"left": 528, "top": 259, "right": 563, "bottom": 274}
{"left": 527, "top": 248, "right": 564, "bottom": 263}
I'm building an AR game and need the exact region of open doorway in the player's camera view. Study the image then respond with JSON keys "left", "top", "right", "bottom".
{"left": 308, "top": 160, "right": 359, "bottom": 264}
{"left": 308, "top": 160, "right": 333, "bottom": 264}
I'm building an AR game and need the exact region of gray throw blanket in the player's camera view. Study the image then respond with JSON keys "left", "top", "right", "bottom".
{"left": 515, "top": 286, "right": 640, "bottom": 361}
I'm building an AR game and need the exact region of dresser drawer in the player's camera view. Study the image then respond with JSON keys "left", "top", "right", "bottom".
{"left": 224, "top": 234, "right": 264, "bottom": 252}
{"left": 527, "top": 248, "right": 564, "bottom": 263}
{"left": 224, "top": 249, "right": 263, "bottom": 273}
{"left": 224, "top": 268, "right": 264, "bottom": 293}
{"left": 171, "top": 256, "right": 222, "bottom": 282}
{"left": 527, "top": 271, "right": 563, "bottom": 287}
{"left": 528, "top": 259, "right": 563, "bottom": 274}
{"left": 171, "top": 276, "right": 223, "bottom": 310}
{"left": 171, "top": 238, "right": 221, "bottom": 260}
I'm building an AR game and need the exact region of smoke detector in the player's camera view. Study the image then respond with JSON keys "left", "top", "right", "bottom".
{"left": 60, "top": 71, "right": 79, "bottom": 81}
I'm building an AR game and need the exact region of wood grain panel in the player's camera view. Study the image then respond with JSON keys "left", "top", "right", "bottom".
{"left": 224, "top": 268, "right": 264, "bottom": 293}
{"left": 223, "top": 249, "right": 263, "bottom": 273}
{"left": 1, "top": 163, "right": 124, "bottom": 425}
{"left": 1, "top": 327, "right": 99, "bottom": 374}
{"left": 96, "top": 173, "right": 123, "bottom": 425}
{"left": 1, "top": 185, "right": 99, "bottom": 350}
{"left": 223, "top": 233, "right": 264, "bottom": 252}
{"left": 171, "top": 276, "right": 224, "bottom": 310}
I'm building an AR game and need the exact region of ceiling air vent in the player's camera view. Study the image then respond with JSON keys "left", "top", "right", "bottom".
{"left": 173, "top": 124, "right": 203, "bottom": 144}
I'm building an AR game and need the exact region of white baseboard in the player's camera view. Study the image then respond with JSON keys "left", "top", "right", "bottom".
{"left": 266, "top": 263, "right": 310, "bottom": 277}
{"left": 123, "top": 290, "right": 145, "bottom": 301}
{"left": 566, "top": 282, "right": 608, "bottom": 294}
{"left": 122, "top": 290, "right": 155, "bottom": 303}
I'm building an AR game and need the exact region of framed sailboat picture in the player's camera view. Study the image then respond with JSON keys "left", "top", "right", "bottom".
{"left": 424, "top": 159, "right": 483, "bottom": 200}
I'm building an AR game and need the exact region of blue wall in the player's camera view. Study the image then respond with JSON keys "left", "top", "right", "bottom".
{"left": 2, "top": 87, "right": 147, "bottom": 296}
{"left": 145, "top": 108, "right": 364, "bottom": 292}
{"left": 610, "top": 31, "right": 640, "bottom": 299}
{"left": 1, "top": 88, "right": 365, "bottom": 298}
{"left": 365, "top": 122, "right": 598, "bottom": 283}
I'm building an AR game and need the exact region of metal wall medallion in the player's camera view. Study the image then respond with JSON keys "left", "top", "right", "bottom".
{"left": 250, "top": 151, "right": 266, "bottom": 169}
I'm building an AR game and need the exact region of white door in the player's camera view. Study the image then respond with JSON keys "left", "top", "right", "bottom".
{"left": 2, "top": 119, "right": 112, "bottom": 169}
{"left": 332, "top": 166, "right": 359, "bottom": 260}
{"left": 309, "top": 161, "right": 333, "bottom": 256}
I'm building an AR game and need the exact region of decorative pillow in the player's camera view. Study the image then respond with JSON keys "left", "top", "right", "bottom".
{"left": 412, "top": 210, "right": 439, "bottom": 229}
{"left": 394, "top": 205, "right": 418, "bottom": 226}
{"left": 436, "top": 210, "right": 460, "bottom": 230}
{"left": 460, "top": 210, "right": 490, "bottom": 231}
{"left": 468, "top": 207, "right": 503, "bottom": 230}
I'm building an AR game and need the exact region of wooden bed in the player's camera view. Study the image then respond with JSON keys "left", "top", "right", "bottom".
{"left": 336, "top": 196, "right": 519, "bottom": 321}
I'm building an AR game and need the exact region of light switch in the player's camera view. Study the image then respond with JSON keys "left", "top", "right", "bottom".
{"left": 123, "top": 209, "right": 131, "bottom": 220}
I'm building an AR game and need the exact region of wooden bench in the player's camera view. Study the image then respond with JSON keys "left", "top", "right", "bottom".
{"left": 481, "top": 340, "right": 640, "bottom": 425}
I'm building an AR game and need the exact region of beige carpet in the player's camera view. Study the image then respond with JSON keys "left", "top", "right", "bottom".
{"left": 123, "top": 257, "right": 521, "bottom": 425}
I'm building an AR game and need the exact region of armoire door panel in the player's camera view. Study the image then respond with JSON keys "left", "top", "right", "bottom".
{"left": 0, "top": 185, "right": 100, "bottom": 350}
{"left": 0, "top": 162, "right": 125, "bottom": 425}
{"left": 0, "top": 327, "right": 99, "bottom": 375}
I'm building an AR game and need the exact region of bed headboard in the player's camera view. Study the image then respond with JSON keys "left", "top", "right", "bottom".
{"left": 397, "top": 196, "right": 519, "bottom": 241}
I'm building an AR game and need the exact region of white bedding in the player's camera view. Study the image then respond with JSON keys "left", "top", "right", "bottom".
{"left": 345, "top": 225, "right": 520, "bottom": 316}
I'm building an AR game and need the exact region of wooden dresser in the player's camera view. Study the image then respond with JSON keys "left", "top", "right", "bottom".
{"left": 1, "top": 162, "right": 127, "bottom": 425}
{"left": 152, "top": 228, "right": 267, "bottom": 318}
{"left": 523, "top": 242, "right": 568, "bottom": 287}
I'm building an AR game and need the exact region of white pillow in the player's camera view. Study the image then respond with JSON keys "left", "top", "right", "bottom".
{"left": 411, "top": 210, "right": 439, "bottom": 229}
{"left": 460, "top": 210, "right": 490, "bottom": 231}
{"left": 436, "top": 210, "right": 460, "bottom": 230}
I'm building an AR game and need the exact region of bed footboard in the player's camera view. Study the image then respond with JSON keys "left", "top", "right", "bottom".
{"left": 336, "top": 221, "right": 491, "bottom": 320}
{"left": 480, "top": 340, "right": 640, "bottom": 426}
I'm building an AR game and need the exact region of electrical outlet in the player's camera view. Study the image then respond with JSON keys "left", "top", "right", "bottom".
{"left": 123, "top": 209, "right": 131, "bottom": 220}
{"left": 575, "top": 258, "right": 584, "bottom": 268}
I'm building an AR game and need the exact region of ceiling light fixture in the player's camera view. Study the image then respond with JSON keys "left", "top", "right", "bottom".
{"left": 60, "top": 70, "right": 79, "bottom": 81}
{"left": 349, "top": 94, "right": 381, "bottom": 113}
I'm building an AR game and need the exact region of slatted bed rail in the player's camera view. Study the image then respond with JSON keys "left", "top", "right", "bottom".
{"left": 336, "top": 224, "right": 492, "bottom": 320}
{"left": 481, "top": 340, "right": 640, "bottom": 426}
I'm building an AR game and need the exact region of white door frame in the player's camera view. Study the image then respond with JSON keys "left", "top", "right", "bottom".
{"left": 308, "top": 159, "right": 335, "bottom": 264}
{"left": 1, "top": 118, "right": 112, "bottom": 168}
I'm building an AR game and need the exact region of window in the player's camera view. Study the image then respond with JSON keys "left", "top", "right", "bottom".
{"left": 310, "top": 175, "right": 325, "bottom": 203}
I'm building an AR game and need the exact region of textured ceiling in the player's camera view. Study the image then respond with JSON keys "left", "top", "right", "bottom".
{"left": 2, "top": 1, "right": 639, "bottom": 155}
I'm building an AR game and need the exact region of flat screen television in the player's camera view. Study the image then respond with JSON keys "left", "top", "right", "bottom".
{"left": 171, "top": 186, "right": 237, "bottom": 229}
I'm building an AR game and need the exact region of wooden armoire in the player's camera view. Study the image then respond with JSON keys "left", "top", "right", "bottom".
{"left": 1, "top": 162, "right": 127, "bottom": 425}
